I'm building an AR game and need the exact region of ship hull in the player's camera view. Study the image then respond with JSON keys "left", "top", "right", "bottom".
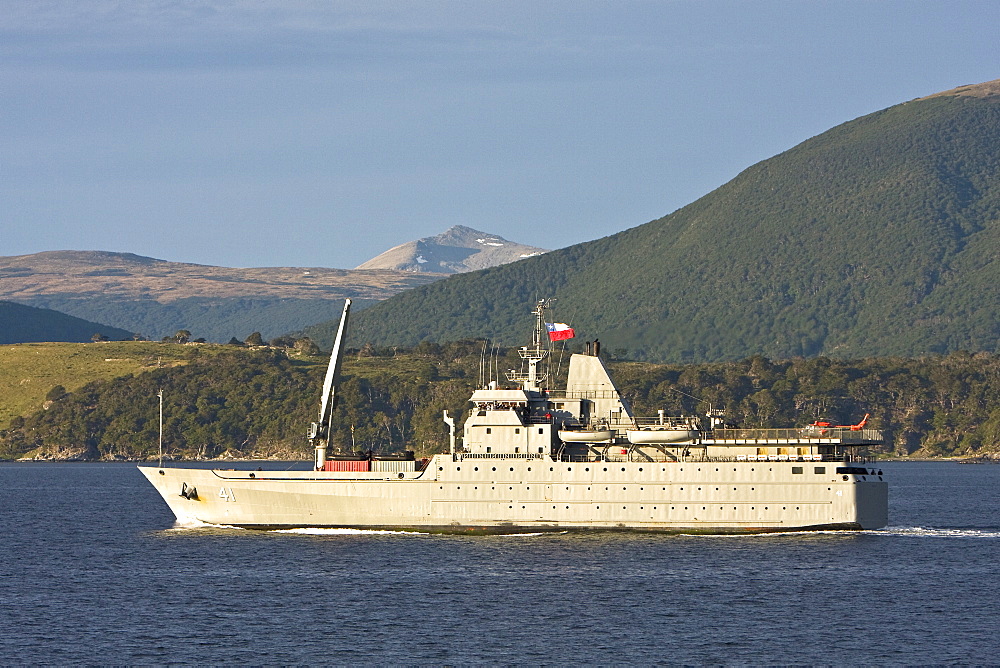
{"left": 139, "top": 455, "right": 887, "bottom": 533}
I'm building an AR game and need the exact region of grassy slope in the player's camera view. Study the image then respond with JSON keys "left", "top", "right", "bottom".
{"left": 0, "top": 342, "right": 207, "bottom": 428}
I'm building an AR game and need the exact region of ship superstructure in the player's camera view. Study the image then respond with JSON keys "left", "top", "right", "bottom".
{"left": 139, "top": 300, "right": 888, "bottom": 533}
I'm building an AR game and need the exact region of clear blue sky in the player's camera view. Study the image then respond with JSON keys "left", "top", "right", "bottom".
{"left": 2, "top": 1, "right": 998, "bottom": 269}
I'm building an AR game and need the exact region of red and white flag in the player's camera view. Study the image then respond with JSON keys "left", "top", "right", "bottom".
{"left": 545, "top": 322, "right": 575, "bottom": 341}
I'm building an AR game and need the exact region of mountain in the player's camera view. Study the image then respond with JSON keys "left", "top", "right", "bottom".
{"left": 0, "top": 251, "right": 444, "bottom": 342}
{"left": 0, "top": 300, "right": 132, "bottom": 344}
{"left": 355, "top": 225, "right": 547, "bottom": 273}
{"left": 339, "top": 79, "right": 1000, "bottom": 362}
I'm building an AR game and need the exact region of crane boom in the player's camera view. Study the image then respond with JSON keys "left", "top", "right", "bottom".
{"left": 310, "top": 298, "right": 351, "bottom": 469}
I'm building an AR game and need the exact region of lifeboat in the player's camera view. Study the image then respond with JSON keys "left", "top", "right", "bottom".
{"left": 626, "top": 428, "right": 697, "bottom": 444}
{"left": 559, "top": 429, "right": 614, "bottom": 443}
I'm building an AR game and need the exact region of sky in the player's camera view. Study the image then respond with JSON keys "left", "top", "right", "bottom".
{"left": 2, "top": 1, "right": 998, "bottom": 269}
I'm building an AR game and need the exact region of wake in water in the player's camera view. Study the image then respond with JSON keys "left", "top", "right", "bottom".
{"left": 275, "top": 527, "right": 427, "bottom": 536}
{"left": 167, "top": 518, "right": 246, "bottom": 531}
{"left": 877, "top": 525, "right": 1000, "bottom": 538}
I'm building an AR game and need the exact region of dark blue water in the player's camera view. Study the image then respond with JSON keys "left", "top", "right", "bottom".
{"left": 1, "top": 462, "right": 998, "bottom": 664}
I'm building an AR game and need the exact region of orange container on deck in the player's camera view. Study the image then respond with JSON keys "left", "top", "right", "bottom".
{"left": 323, "top": 460, "right": 370, "bottom": 472}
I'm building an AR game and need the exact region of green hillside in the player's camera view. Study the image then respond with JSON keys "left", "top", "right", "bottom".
{"left": 5, "top": 341, "right": 1000, "bottom": 461}
{"left": 337, "top": 81, "right": 1000, "bottom": 362}
{"left": 0, "top": 340, "right": 226, "bottom": 429}
{"left": 0, "top": 301, "right": 132, "bottom": 344}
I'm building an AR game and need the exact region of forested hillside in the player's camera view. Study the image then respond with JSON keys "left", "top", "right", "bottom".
{"left": 0, "top": 301, "right": 131, "bottom": 344}
{"left": 337, "top": 81, "right": 1000, "bottom": 362}
{"left": 4, "top": 342, "right": 1000, "bottom": 461}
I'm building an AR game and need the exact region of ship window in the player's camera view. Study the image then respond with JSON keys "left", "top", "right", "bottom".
{"left": 486, "top": 447, "right": 491, "bottom": 453}
{"left": 514, "top": 447, "right": 519, "bottom": 453}
{"left": 792, "top": 467, "right": 803, "bottom": 474}
{"left": 486, "top": 428, "right": 491, "bottom": 434}
{"left": 515, "top": 428, "right": 520, "bottom": 434}
{"left": 814, "top": 467, "right": 826, "bottom": 474}
{"left": 538, "top": 447, "right": 543, "bottom": 453}
{"left": 538, "top": 428, "right": 544, "bottom": 434}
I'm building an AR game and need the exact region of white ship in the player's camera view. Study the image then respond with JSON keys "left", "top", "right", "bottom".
{"left": 139, "top": 300, "right": 888, "bottom": 533}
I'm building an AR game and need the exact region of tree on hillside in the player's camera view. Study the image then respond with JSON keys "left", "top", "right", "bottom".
{"left": 294, "top": 337, "right": 321, "bottom": 356}
{"left": 91, "top": 333, "right": 109, "bottom": 342}
{"left": 174, "top": 330, "right": 192, "bottom": 344}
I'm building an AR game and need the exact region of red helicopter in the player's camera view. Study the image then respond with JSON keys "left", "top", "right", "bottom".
{"left": 806, "top": 414, "right": 870, "bottom": 432}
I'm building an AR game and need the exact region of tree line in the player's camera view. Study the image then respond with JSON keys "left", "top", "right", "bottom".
{"left": 3, "top": 342, "right": 1000, "bottom": 460}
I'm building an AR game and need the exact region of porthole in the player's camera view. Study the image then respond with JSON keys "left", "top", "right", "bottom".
{"left": 492, "top": 467, "right": 497, "bottom": 471}
{"left": 527, "top": 467, "right": 531, "bottom": 471}
{"left": 621, "top": 468, "right": 626, "bottom": 472}
{"left": 474, "top": 467, "right": 479, "bottom": 471}
{"left": 603, "top": 467, "right": 608, "bottom": 472}
{"left": 510, "top": 467, "right": 514, "bottom": 472}
{"left": 456, "top": 466, "right": 461, "bottom": 471}
{"left": 585, "top": 467, "right": 590, "bottom": 472}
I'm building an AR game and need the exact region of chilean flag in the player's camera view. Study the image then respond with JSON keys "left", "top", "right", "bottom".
{"left": 545, "top": 322, "right": 575, "bottom": 341}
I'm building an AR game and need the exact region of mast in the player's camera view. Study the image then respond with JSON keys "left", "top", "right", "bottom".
{"left": 506, "top": 298, "right": 551, "bottom": 391}
{"left": 309, "top": 299, "right": 351, "bottom": 470}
